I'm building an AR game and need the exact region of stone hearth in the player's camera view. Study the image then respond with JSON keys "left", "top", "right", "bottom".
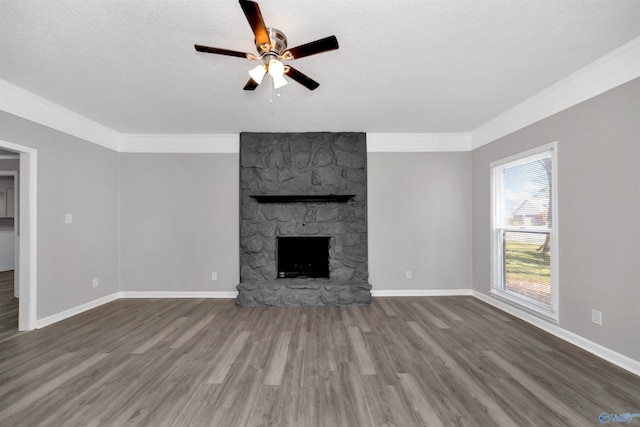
{"left": 237, "top": 279, "right": 372, "bottom": 306}
{"left": 237, "top": 132, "right": 372, "bottom": 306}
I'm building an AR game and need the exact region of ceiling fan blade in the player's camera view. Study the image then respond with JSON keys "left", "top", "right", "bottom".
{"left": 194, "top": 44, "right": 254, "bottom": 59}
{"left": 283, "top": 35, "right": 339, "bottom": 60}
{"left": 239, "top": 0, "right": 270, "bottom": 48}
{"left": 243, "top": 78, "right": 260, "bottom": 91}
{"left": 285, "top": 66, "right": 320, "bottom": 90}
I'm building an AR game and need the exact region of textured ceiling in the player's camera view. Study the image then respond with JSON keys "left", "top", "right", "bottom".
{"left": 1, "top": 0, "right": 639, "bottom": 134}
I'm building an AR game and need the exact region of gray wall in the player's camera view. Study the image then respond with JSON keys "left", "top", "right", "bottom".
{"left": 368, "top": 152, "right": 472, "bottom": 290}
{"left": 472, "top": 78, "right": 640, "bottom": 361}
{"left": 120, "top": 150, "right": 471, "bottom": 293}
{"left": 0, "top": 111, "right": 120, "bottom": 318}
{"left": 119, "top": 154, "right": 239, "bottom": 292}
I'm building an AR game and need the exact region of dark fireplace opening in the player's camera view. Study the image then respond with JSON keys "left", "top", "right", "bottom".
{"left": 277, "top": 237, "right": 330, "bottom": 279}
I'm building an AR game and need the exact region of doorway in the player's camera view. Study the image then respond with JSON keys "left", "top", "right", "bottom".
{"left": 0, "top": 140, "right": 37, "bottom": 331}
{"left": 0, "top": 169, "right": 18, "bottom": 337}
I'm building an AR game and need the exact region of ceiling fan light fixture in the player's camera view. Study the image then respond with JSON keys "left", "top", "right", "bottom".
{"left": 268, "top": 59, "right": 288, "bottom": 89}
{"left": 268, "top": 59, "right": 284, "bottom": 77}
{"left": 248, "top": 63, "right": 267, "bottom": 84}
{"left": 272, "top": 74, "right": 288, "bottom": 89}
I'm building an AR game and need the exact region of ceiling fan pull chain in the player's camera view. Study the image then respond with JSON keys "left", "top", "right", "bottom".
{"left": 269, "top": 75, "right": 274, "bottom": 104}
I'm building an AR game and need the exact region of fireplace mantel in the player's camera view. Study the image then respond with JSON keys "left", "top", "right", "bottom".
{"left": 250, "top": 195, "right": 355, "bottom": 204}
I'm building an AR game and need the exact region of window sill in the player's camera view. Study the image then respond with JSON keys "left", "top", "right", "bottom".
{"left": 490, "top": 289, "right": 558, "bottom": 323}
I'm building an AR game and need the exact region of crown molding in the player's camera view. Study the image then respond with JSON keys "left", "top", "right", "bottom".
{"left": 472, "top": 36, "right": 640, "bottom": 149}
{"left": 119, "top": 132, "right": 472, "bottom": 154}
{"left": 367, "top": 133, "right": 472, "bottom": 152}
{"left": 119, "top": 133, "right": 239, "bottom": 153}
{"left": 0, "top": 80, "right": 120, "bottom": 152}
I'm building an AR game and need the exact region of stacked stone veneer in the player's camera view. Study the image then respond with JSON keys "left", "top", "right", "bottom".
{"left": 237, "top": 132, "right": 371, "bottom": 306}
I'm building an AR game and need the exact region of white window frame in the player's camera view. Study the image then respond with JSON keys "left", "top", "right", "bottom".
{"left": 490, "top": 142, "right": 559, "bottom": 322}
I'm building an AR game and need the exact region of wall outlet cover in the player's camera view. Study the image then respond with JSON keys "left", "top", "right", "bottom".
{"left": 592, "top": 309, "right": 602, "bottom": 326}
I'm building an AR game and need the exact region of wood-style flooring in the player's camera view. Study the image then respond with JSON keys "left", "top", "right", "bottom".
{"left": 0, "top": 286, "right": 638, "bottom": 426}
{"left": 0, "top": 270, "right": 18, "bottom": 343}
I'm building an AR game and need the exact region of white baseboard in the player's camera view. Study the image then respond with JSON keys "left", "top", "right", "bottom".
{"left": 472, "top": 290, "right": 640, "bottom": 377}
{"left": 36, "top": 292, "right": 120, "bottom": 329}
{"left": 119, "top": 291, "right": 239, "bottom": 299}
{"left": 35, "top": 291, "right": 237, "bottom": 329}
{"left": 372, "top": 289, "right": 472, "bottom": 297}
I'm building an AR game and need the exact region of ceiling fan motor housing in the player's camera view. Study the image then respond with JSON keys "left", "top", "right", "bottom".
{"left": 258, "top": 28, "right": 287, "bottom": 56}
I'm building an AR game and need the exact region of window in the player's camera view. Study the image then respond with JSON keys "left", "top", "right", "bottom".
{"left": 491, "top": 143, "right": 558, "bottom": 320}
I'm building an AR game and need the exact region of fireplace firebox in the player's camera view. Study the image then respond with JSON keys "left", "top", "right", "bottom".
{"left": 277, "top": 237, "right": 330, "bottom": 278}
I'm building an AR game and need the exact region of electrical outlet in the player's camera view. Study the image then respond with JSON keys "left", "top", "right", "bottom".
{"left": 65, "top": 213, "right": 73, "bottom": 224}
{"left": 211, "top": 272, "right": 218, "bottom": 281}
{"left": 92, "top": 278, "right": 99, "bottom": 288}
{"left": 592, "top": 309, "right": 602, "bottom": 326}
{"left": 405, "top": 270, "right": 412, "bottom": 279}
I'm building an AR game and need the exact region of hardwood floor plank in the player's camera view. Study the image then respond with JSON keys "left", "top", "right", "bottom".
{"left": 398, "top": 372, "right": 444, "bottom": 427}
{"left": 108, "top": 354, "right": 192, "bottom": 426}
{"left": 426, "top": 297, "right": 464, "bottom": 322}
{"left": 349, "top": 304, "right": 372, "bottom": 333}
{"left": 411, "top": 302, "right": 450, "bottom": 329}
{"left": 243, "top": 384, "right": 281, "bottom": 427}
{"left": 344, "top": 361, "right": 375, "bottom": 426}
{"left": 0, "top": 352, "right": 76, "bottom": 402}
{"left": 169, "top": 313, "right": 215, "bottom": 349}
{"left": 37, "top": 352, "right": 135, "bottom": 427}
{"left": 407, "top": 321, "right": 518, "bottom": 426}
{"left": 377, "top": 297, "right": 397, "bottom": 317}
{"left": 89, "top": 352, "right": 178, "bottom": 424}
{"left": 347, "top": 326, "right": 376, "bottom": 375}
{"left": 132, "top": 316, "right": 186, "bottom": 354}
{"left": 207, "top": 330, "right": 251, "bottom": 384}
{"left": 169, "top": 383, "right": 222, "bottom": 427}
{"left": 0, "top": 352, "right": 108, "bottom": 419}
{"left": 264, "top": 331, "right": 291, "bottom": 385}
{"left": 483, "top": 350, "right": 593, "bottom": 426}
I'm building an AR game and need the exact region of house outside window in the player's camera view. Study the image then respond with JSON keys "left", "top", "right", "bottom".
{"left": 490, "top": 143, "right": 558, "bottom": 320}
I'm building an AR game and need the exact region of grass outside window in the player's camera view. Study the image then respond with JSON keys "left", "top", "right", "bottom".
{"left": 504, "top": 232, "right": 551, "bottom": 305}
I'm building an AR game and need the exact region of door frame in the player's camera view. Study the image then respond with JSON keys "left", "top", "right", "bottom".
{"left": 0, "top": 139, "right": 37, "bottom": 331}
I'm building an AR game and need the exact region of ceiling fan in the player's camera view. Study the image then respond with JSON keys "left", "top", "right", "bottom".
{"left": 195, "top": 0, "right": 339, "bottom": 91}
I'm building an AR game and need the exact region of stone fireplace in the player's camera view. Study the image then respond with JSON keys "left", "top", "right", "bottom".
{"left": 236, "top": 132, "right": 372, "bottom": 306}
